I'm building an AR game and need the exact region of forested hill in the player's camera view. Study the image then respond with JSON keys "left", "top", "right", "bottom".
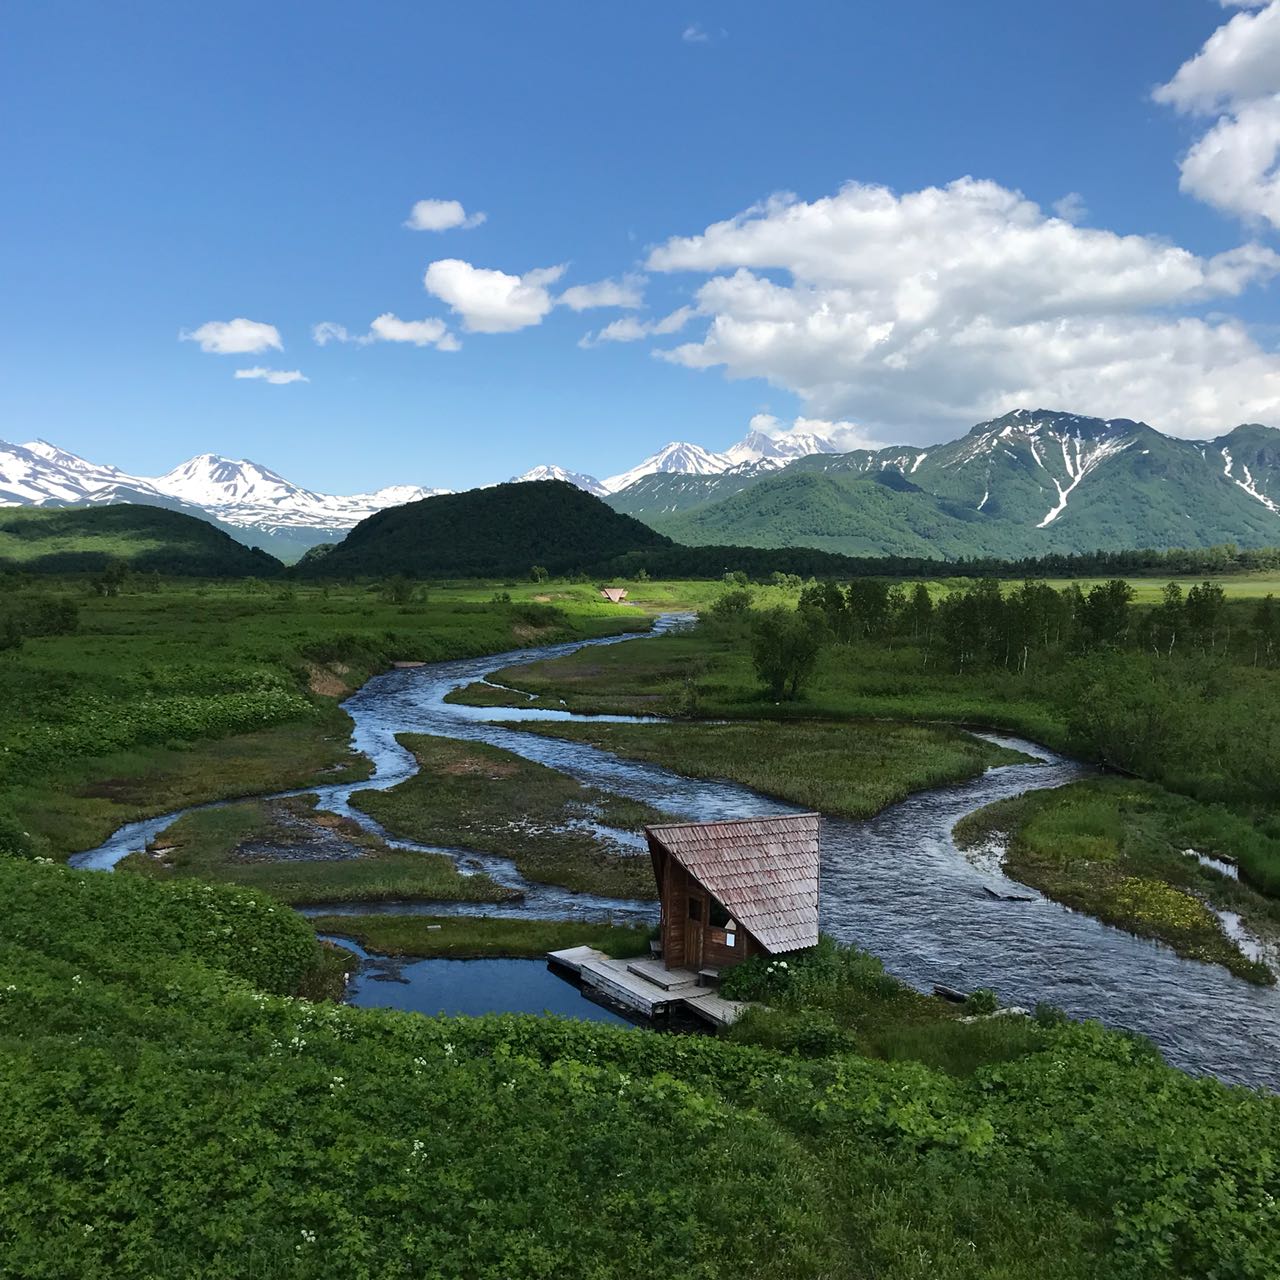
{"left": 296, "top": 479, "right": 671, "bottom": 578}
{"left": 0, "top": 505, "right": 284, "bottom": 577}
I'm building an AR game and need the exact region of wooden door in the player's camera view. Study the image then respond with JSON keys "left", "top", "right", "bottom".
{"left": 686, "top": 889, "right": 706, "bottom": 969}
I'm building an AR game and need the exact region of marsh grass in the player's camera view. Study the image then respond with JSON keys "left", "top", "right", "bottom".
{"left": 349, "top": 735, "right": 673, "bottom": 898}
{"left": 309, "top": 913, "right": 654, "bottom": 959}
{"left": 954, "top": 779, "right": 1280, "bottom": 983}
{"left": 120, "top": 794, "right": 516, "bottom": 906}
{"left": 506, "top": 718, "right": 1028, "bottom": 819}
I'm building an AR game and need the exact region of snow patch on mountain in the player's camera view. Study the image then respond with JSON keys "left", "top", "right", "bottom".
{"left": 510, "top": 465, "right": 608, "bottom": 497}
{"left": 1221, "top": 447, "right": 1280, "bottom": 515}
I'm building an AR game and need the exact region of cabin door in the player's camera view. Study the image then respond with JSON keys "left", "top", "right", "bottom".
{"left": 686, "top": 889, "right": 706, "bottom": 969}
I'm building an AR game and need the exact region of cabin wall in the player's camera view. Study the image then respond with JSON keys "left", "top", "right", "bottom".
{"left": 655, "top": 853, "right": 759, "bottom": 971}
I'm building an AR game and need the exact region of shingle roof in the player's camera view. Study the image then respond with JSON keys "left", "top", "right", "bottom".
{"left": 646, "top": 814, "right": 820, "bottom": 954}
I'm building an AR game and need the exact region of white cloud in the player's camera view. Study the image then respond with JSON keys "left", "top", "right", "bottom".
{"left": 312, "top": 315, "right": 458, "bottom": 350}
{"left": 368, "top": 313, "right": 451, "bottom": 347}
{"left": 642, "top": 177, "right": 1280, "bottom": 438}
{"left": 579, "top": 306, "right": 693, "bottom": 347}
{"left": 1052, "top": 192, "right": 1088, "bottom": 223}
{"left": 404, "top": 199, "right": 487, "bottom": 231}
{"left": 682, "top": 24, "right": 709, "bottom": 42}
{"left": 312, "top": 321, "right": 351, "bottom": 347}
{"left": 557, "top": 276, "right": 645, "bottom": 311}
{"left": 423, "top": 258, "right": 565, "bottom": 332}
{"left": 1155, "top": 2, "right": 1280, "bottom": 230}
{"left": 749, "top": 412, "right": 886, "bottom": 452}
{"left": 234, "top": 367, "right": 308, "bottom": 385}
{"left": 181, "top": 318, "right": 281, "bottom": 355}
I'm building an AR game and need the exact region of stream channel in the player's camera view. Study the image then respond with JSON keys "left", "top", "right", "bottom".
{"left": 72, "top": 613, "right": 1280, "bottom": 1089}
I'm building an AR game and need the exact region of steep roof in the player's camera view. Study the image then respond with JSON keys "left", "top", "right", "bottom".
{"left": 646, "top": 814, "right": 820, "bottom": 954}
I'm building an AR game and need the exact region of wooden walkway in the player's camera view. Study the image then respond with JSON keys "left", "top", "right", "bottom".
{"left": 547, "top": 946, "right": 750, "bottom": 1029}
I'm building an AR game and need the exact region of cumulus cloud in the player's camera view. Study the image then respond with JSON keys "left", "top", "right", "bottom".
{"left": 642, "top": 177, "right": 1280, "bottom": 438}
{"left": 682, "top": 24, "right": 709, "bottom": 42}
{"left": 181, "top": 318, "right": 281, "bottom": 355}
{"left": 1052, "top": 192, "right": 1089, "bottom": 223}
{"left": 1155, "top": 2, "right": 1280, "bottom": 229}
{"left": 579, "top": 306, "right": 693, "bottom": 347}
{"left": 748, "top": 412, "right": 887, "bottom": 452}
{"left": 404, "top": 199, "right": 487, "bottom": 231}
{"left": 311, "top": 315, "right": 457, "bottom": 350}
{"left": 234, "top": 367, "right": 308, "bottom": 385}
{"left": 557, "top": 276, "right": 645, "bottom": 311}
{"left": 423, "top": 259, "right": 565, "bottom": 333}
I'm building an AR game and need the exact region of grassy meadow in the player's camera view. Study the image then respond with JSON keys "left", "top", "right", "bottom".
{"left": 505, "top": 718, "right": 1030, "bottom": 819}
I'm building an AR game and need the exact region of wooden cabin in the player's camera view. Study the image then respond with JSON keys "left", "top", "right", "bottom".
{"left": 599, "top": 586, "right": 629, "bottom": 603}
{"left": 645, "top": 814, "right": 820, "bottom": 971}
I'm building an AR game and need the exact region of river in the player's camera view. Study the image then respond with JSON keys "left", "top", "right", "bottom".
{"left": 72, "top": 613, "right": 1280, "bottom": 1089}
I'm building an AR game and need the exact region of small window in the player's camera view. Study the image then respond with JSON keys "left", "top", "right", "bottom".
{"left": 687, "top": 897, "right": 702, "bottom": 922}
{"left": 709, "top": 899, "right": 730, "bottom": 928}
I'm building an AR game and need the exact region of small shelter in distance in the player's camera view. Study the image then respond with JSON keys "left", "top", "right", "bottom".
{"left": 599, "top": 586, "right": 628, "bottom": 603}
{"left": 645, "top": 814, "right": 820, "bottom": 971}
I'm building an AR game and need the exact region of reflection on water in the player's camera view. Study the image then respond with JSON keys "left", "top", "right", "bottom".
{"left": 74, "top": 613, "right": 1280, "bottom": 1088}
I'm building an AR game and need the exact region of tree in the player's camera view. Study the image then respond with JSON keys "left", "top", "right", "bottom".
{"left": 1185, "top": 580, "right": 1227, "bottom": 651}
{"left": 1150, "top": 583, "right": 1184, "bottom": 658}
{"left": 750, "top": 605, "right": 828, "bottom": 700}
{"left": 1252, "top": 594, "right": 1279, "bottom": 666}
{"left": 530, "top": 565, "right": 549, "bottom": 584}
{"left": 1079, "top": 580, "right": 1134, "bottom": 649}
{"left": 906, "top": 583, "right": 933, "bottom": 640}
{"left": 92, "top": 558, "right": 128, "bottom": 598}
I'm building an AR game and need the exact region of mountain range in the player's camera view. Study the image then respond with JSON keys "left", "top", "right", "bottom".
{"left": 3, "top": 410, "right": 1279, "bottom": 563}
{"left": 606, "top": 411, "right": 1280, "bottom": 558}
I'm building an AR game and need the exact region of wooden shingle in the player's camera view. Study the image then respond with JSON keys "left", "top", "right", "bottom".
{"left": 645, "top": 814, "right": 820, "bottom": 954}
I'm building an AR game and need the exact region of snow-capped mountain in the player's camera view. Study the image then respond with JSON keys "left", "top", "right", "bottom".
{"left": 602, "top": 442, "right": 730, "bottom": 494}
{"left": 509, "top": 464, "right": 608, "bottom": 497}
{"left": 0, "top": 439, "right": 448, "bottom": 560}
{"left": 721, "top": 427, "right": 840, "bottom": 469}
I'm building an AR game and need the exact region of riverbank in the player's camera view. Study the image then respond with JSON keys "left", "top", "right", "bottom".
{"left": 311, "top": 913, "right": 653, "bottom": 959}
{"left": 117, "top": 794, "right": 519, "bottom": 905}
{"left": 954, "top": 779, "right": 1280, "bottom": 985}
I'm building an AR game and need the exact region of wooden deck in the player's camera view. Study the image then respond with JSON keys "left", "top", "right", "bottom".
{"left": 547, "top": 946, "right": 751, "bottom": 1029}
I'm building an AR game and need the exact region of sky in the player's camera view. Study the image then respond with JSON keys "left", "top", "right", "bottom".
{"left": 2, "top": 0, "right": 1279, "bottom": 494}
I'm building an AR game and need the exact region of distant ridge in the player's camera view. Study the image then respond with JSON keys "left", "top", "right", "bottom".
{"left": 0, "top": 504, "right": 284, "bottom": 576}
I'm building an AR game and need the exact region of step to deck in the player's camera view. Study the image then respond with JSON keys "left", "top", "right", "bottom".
{"left": 626, "top": 957, "right": 698, "bottom": 991}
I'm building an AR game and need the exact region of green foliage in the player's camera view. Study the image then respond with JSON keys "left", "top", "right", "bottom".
{"left": 965, "top": 988, "right": 999, "bottom": 1015}
{"left": 5, "top": 858, "right": 1280, "bottom": 1275}
{"left": 750, "top": 603, "right": 829, "bottom": 699}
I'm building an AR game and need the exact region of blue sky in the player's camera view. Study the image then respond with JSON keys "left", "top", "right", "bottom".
{"left": 2, "top": 0, "right": 1279, "bottom": 493}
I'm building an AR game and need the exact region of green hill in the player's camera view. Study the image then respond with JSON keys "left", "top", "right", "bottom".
{"left": 0, "top": 505, "right": 284, "bottom": 576}
{"left": 298, "top": 479, "right": 671, "bottom": 578}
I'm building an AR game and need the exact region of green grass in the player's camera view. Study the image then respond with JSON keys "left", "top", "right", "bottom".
{"left": 349, "top": 734, "right": 673, "bottom": 898}
{"left": 310, "top": 913, "right": 654, "bottom": 959}
{"left": 954, "top": 779, "right": 1280, "bottom": 984}
{"left": 0, "top": 578, "right": 648, "bottom": 859}
{"left": 8, "top": 862, "right": 1280, "bottom": 1278}
{"left": 505, "top": 718, "right": 1028, "bottom": 819}
{"left": 117, "top": 794, "right": 517, "bottom": 906}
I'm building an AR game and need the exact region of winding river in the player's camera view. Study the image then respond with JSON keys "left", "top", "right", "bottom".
{"left": 72, "top": 614, "right": 1280, "bottom": 1089}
